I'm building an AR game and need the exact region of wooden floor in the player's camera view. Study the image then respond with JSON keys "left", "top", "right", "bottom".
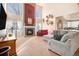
{"left": 16, "top": 36, "right": 79, "bottom": 56}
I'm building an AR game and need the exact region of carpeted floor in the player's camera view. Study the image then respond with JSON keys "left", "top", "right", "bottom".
{"left": 16, "top": 36, "right": 58, "bottom": 56}
{"left": 16, "top": 36, "right": 32, "bottom": 52}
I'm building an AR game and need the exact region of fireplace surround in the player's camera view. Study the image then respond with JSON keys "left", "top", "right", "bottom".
{"left": 25, "top": 28, "right": 35, "bottom": 36}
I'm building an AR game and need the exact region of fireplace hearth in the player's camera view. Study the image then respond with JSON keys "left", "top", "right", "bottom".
{"left": 25, "top": 28, "right": 35, "bottom": 36}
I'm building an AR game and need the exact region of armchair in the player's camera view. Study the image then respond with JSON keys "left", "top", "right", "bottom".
{"left": 48, "top": 31, "right": 79, "bottom": 56}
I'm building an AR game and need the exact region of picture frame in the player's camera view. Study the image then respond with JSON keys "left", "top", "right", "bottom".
{"left": 28, "top": 17, "right": 33, "bottom": 25}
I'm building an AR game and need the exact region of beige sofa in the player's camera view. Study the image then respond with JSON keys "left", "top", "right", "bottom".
{"left": 48, "top": 31, "right": 79, "bottom": 56}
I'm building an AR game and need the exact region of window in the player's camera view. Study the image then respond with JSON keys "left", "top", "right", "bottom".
{"left": 67, "top": 21, "right": 79, "bottom": 28}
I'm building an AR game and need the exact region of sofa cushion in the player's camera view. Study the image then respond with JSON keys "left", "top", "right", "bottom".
{"left": 61, "top": 33, "right": 69, "bottom": 42}
{"left": 53, "top": 30, "right": 68, "bottom": 41}
{"left": 59, "top": 31, "right": 68, "bottom": 35}
{"left": 61, "top": 32, "right": 75, "bottom": 42}
{"left": 54, "top": 34, "right": 63, "bottom": 41}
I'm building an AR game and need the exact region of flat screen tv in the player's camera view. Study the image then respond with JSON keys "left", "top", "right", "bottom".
{"left": 0, "top": 3, "right": 7, "bottom": 30}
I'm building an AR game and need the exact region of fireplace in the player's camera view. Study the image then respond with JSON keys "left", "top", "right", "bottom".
{"left": 25, "top": 28, "right": 35, "bottom": 36}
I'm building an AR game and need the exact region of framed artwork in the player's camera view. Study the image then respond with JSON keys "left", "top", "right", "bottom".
{"left": 28, "top": 17, "right": 32, "bottom": 25}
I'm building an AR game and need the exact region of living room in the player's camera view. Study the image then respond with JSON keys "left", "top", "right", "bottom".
{"left": 0, "top": 3, "right": 79, "bottom": 56}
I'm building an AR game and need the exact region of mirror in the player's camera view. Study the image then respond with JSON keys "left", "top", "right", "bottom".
{"left": 56, "top": 16, "right": 65, "bottom": 30}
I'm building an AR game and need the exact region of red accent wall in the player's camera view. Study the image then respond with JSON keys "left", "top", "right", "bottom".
{"left": 24, "top": 4, "right": 35, "bottom": 26}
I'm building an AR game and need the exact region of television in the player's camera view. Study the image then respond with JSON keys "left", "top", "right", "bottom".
{"left": 0, "top": 3, "right": 7, "bottom": 30}
{"left": 0, "top": 3, "right": 7, "bottom": 38}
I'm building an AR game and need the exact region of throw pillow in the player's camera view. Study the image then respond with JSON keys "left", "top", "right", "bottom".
{"left": 53, "top": 30, "right": 68, "bottom": 41}
{"left": 54, "top": 34, "right": 63, "bottom": 41}
{"left": 61, "top": 32, "right": 74, "bottom": 42}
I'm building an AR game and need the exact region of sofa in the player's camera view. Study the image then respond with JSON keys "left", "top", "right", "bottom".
{"left": 43, "top": 30, "right": 67, "bottom": 41}
{"left": 48, "top": 30, "right": 79, "bottom": 56}
{"left": 37, "top": 30, "right": 48, "bottom": 36}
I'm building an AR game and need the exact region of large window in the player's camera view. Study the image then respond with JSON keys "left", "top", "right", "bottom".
{"left": 35, "top": 5, "right": 42, "bottom": 32}
{"left": 67, "top": 21, "right": 79, "bottom": 28}
{"left": 7, "top": 3, "right": 22, "bottom": 15}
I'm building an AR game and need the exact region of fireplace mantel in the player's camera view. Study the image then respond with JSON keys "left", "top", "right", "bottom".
{"left": 24, "top": 26, "right": 35, "bottom": 28}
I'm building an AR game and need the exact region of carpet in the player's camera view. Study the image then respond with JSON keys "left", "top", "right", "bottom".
{"left": 16, "top": 36, "right": 58, "bottom": 56}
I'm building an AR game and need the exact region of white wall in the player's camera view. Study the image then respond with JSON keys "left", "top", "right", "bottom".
{"left": 42, "top": 3, "right": 79, "bottom": 18}
{"left": 39, "top": 3, "right": 79, "bottom": 33}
